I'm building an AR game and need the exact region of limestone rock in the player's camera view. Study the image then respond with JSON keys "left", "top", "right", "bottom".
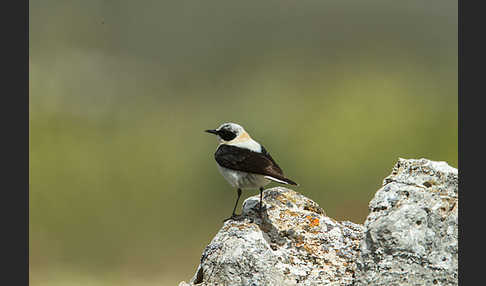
{"left": 184, "top": 187, "right": 363, "bottom": 286}
{"left": 354, "top": 158, "right": 458, "bottom": 286}
{"left": 180, "top": 158, "right": 458, "bottom": 286}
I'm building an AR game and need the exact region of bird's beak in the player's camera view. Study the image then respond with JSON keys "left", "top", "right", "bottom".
{"left": 205, "top": 129, "right": 218, "bottom": 135}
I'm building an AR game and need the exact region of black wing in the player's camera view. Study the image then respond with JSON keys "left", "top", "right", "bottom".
{"left": 214, "top": 144, "right": 297, "bottom": 185}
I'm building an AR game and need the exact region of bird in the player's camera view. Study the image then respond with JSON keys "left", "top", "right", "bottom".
{"left": 205, "top": 122, "right": 298, "bottom": 221}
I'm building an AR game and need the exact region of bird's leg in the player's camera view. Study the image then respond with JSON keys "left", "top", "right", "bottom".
{"left": 259, "top": 187, "right": 264, "bottom": 215}
{"left": 232, "top": 188, "right": 242, "bottom": 217}
{"left": 224, "top": 188, "right": 242, "bottom": 222}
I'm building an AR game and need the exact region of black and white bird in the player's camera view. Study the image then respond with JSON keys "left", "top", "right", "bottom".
{"left": 205, "top": 122, "right": 298, "bottom": 220}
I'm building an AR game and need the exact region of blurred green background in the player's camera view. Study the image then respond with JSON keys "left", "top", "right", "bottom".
{"left": 30, "top": 0, "right": 457, "bottom": 285}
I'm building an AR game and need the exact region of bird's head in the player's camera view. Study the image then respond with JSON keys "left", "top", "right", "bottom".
{"left": 205, "top": 122, "right": 249, "bottom": 144}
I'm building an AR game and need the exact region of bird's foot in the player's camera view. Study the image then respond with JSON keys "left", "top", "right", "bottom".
{"left": 258, "top": 203, "right": 267, "bottom": 218}
{"left": 223, "top": 214, "right": 244, "bottom": 222}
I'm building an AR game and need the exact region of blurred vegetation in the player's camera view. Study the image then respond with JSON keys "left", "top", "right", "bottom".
{"left": 30, "top": 0, "right": 457, "bottom": 285}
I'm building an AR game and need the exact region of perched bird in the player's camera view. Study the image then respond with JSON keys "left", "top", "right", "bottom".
{"left": 205, "top": 122, "right": 298, "bottom": 220}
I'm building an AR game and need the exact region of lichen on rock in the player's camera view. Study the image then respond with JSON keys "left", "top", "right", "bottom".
{"left": 180, "top": 158, "right": 458, "bottom": 286}
{"left": 184, "top": 187, "right": 363, "bottom": 286}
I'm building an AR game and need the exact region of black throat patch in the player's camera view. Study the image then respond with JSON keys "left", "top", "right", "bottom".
{"left": 217, "top": 129, "right": 237, "bottom": 141}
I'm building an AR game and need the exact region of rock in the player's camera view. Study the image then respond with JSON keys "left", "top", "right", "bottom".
{"left": 184, "top": 187, "right": 364, "bottom": 286}
{"left": 354, "top": 158, "right": 458, "bottom": 286}
{"left": 179, "top": 158, "right": 458, "bottom": 286}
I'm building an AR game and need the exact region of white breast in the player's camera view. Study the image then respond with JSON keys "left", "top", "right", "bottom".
{"left": 217, "top": 165, "right": 270, "bottom": 190}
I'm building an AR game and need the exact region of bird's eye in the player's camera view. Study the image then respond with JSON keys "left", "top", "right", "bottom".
{"left": 218, "top": 129, "right": 237, "bottom": 141}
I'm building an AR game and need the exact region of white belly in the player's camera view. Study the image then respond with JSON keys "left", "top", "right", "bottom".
{"left": 217, "top": 165, "right": 271, "bottom": 189}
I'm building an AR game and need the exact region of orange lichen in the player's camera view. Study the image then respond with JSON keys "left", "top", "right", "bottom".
{"left": 306, "top": 216, "right": 320, "bottom": 227}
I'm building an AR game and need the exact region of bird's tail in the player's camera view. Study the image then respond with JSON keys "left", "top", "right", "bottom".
{"left": 264, "top": 176, "right": 299, "bottom": 186}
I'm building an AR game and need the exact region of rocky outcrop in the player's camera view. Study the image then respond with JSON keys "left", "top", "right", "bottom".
{"left": 180, "top": 158, "right": 458, "bottom": 286}
{"left": 354, "top": 158, "right": 458, "bottom": 286}
{"left": 181, "top": 188, "right": 364, "bottom": 286}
